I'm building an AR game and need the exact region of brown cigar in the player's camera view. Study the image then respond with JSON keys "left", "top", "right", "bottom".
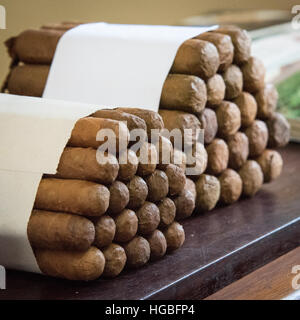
{"left": 108, "top": 181, "right": 129, "bottom": 214}
{"left": 206, "top": 138, "right": 229, "bottom": 175}
{"left": 195, "top": 174, "right": 220, "bottom": 212}
{"left": 266, "top": 113, "right": 290, "bottom": 148}
{"left": 222, "top": 65, "right": 243, "bottom": 100}
{"left": 102, "top": 243, "right": 127, "bottom": 278}
{"left": 7, "top": 29, "right": 63, "bottom": 64}
{"left": 7, "top": 64, "right": 49, "bottom": 97}
{"left": 160, "top": 74, "right": 207, "bottom": 113}
{"left": 157, "top": 198, "right": 176, "bottom": 228}
{"left": 173, "top": 188, "right": 195, "bottom": 221}
{"left": 136, "top": 201, "right": 160, "bottom": 235}
{"left": 28, "top": 210, "right": 95, "bottom": 251}
{"left": 216, "top": 101, "right": 241, "bottom": 138}
{"left": 163, "top": 222, "right": 185, "bottom": 252}
{"left": 241, "top": 57, "right": 265, "bottom": 93}
{"left": 245, "top": 120, "right": 269, "bottom": 157}
{"left": 159, "top": 109, "right": 201, "bottom": 146}
{"left": 172, "top": 148, "right": 187, "bottom": 172}
{"left": 233, "top": 92, "right": 257, "bottom": 127}
{"left": 171, "top": 39, "right": 220, "bottom": 80}
{"left": 198, "top": 108, "right": 218, "bottom": 144}
{"left": 227, "top": 132, "right": 249, "bottom": 170}
{"left": 206, "top": 74, "right": 226, "bottom": 107}
{"left": 255, "top": 149, "right": 283, "bottom": 183}
{"left": 195, "top": 32, "right": 234, "bottom": 71}
{"left": 144, "top": 170, "right": 169, "bottom": 202}
{"left": 255, "top": 84, "right": 278, "bottom": 120}
{"left": 69, "top": 117, "right": 130, "bottom": 151}
{"left": 185, "top": 142, "right": 208, "bottom": 179}
{"left": 35, "top": 246, "right": 105, "bottom": 281}
{"left": 136, "top": 142, "right": 158, "bottom": 176}
{"left": 34, "top": 178, "right": 110, "bottom": 217}
{"left": 146, "top": 229, "right": 167, "bottom": 261}
{"left": 93, "top": 215, "right": 116, "bottom": 248}
{"left": 123, "top": 236, "right": 150, "bottom": 268}
{"left": 56, "top": 147, "right": 119, "bottom": 185}
{"left": 213, "top": 25, "right": 251, "bottom": 65}
{"left": 164, "top": 164, "right": 186, "bottom": 196}
{"left": 218, "top": 169, "right": 242, "bottom": 205}
{"left": 117, "top": 149, "right": 139, "bottom": 182}
{"left": 156, "top": 136, "right": 174, "bottom": 170}
{"left": 239, "top": 160, "right": 263, "bottom": 197}
{"left": 114, "top": 209, "right": 138, "bottom": 243}
{"left": 127, "top": 176, "right": 148, "bottom": 209}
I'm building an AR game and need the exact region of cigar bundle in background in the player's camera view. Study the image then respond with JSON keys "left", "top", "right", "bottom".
{"left": 3, "top": 22, "right": 290, "bottom": 281}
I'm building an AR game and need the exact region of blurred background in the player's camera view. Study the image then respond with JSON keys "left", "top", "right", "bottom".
{"left": 0, "top": 0, "right": 298, "bottom": 82}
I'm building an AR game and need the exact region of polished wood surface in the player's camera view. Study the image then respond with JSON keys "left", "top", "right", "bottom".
{"left": 206, "top": 246, "right": 300, "bottom": 300}
{"left": 1, "top": 144, "right": 300, "bottom": 300}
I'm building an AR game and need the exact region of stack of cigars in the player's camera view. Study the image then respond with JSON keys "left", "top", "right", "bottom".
{"left": 29, "top": 108, "right": 190, "bottom": 281}
{"left": 3, "top": 22, "right": 291, "bottom": 280}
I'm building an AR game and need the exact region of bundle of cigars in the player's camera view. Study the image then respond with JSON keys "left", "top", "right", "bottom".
{"left": 3, "top": 22, "right": 291, "bottom": 280}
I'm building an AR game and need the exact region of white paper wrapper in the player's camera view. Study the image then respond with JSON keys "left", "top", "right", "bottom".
{"left": 44, "top": 23, "right": 215, "bottom": 110}
{"left": 0, "top": 94, "right": 99, "bottom": 272}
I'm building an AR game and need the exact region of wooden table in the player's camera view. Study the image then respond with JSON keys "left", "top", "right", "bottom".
{"left": 1, "top": 144, "right": 300, "bottom": 300}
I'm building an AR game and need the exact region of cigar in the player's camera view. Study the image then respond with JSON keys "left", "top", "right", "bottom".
{"left": 206, "top": 74, "right": 226, "bottom": 106}
{"left": 123, "top": 236, "right": 150, "bottom": 268}
{"left": 255, "top": 84, "right": 278, "bottom": 120}
{"left": 146, "top": 229, "right": 167, "bottom": 261}
{"left": 206, "top": 138, "right": 229, "bottom": 175}
{"left": 28, "top": 210, "right": 95, "bottom": 251}
{"left": 185, "top": 178, "right": 197, "bottom": 201}
{"left": 195, "top": 32, "right": 234, "bottom": 71}
{"left": 239, "top": 160, "right": 263, "bottom": 197}
{"left": 266, "top": 112, "right": 290, "bottom": 148}
{"left": 7, "top": 64, "right": 49, "bottom": 97}
{"left": 114, "top": 209, "right": 138, "bottom": 243}
{"left": 35, "top": 178, "right": 110, "bottom": 217}
{"left": 233, "top": 92, "right": 257, "bottom": 127}
{"left": 116, "top": 108, "right": 164, "bottom": 137}
{"left": 185, "top": 142, "right": 208, "bottom": 179}
{"left": 127, "top": 176, "right": 148, "bottom": 209}
{"left": 164, "top": 164, "right": 186, "bottom": 196}
{"left": 245, "top": 120, "right": 269, "bottom": 157}
{"left": 136, "top": 201, "right": 160, "bottom": 235}
{"left": 213, "top": 25, "right": 251, "bottom": 65}
{"left": 56, "top": 147, "right": 119, "bottom": 185}
{"left": 195, "top": 174, "right": 220, "bottom": 212}
{"left": 227, "top": 132, "right": 249, "bottom": 170}
{"left": 69, "top": 117, "right": 130, "bottom": 151}
{"left": 117, "top": 149, "right": 139, "bottom": 182}
{"left": 198, "top": 108, "right": 218, "bottom": 144}
{"left": 35, "top": 246, "right": 105, "bottom": 281}
{"left": 172, "top": 148, "right": 187, "bottom": 172}
{"left": 157, "top": 198, "right": 176, "bottom": 228}
{"left": 136, "top": 142, "right": 158, "bottom": 176}
{"left": 160, "top": 74, "right": 207, "bottom": 114}
{"left": 156, "top": 136, "right": 174, "bottom": 170}
{"left": 93, "top": 215, "right": 116, "bottom": 248}
{"left": 102, "top": 243, "right": 127, "bottom": 278}
{"left": 92, "top": 109, "right": 147, "bottom": 135}
{"left": 7, "top": 29, "right": 63, "bottom": 64}
{"left": 222, "top": 65, "right": 243, "bottom": 100}
{"left": 218, "top": 169, "right": 242, "bottom": 205}
{"left": 144, "top": 170, "right": 169, "bottom": 202}
{"left": 171, "top": 39, "right": 220, "bottom": 80}
{"left": 241, "top": 57, "right": 265, "bottom": 93}
{"left": 163, "top": 222, "right": 185, "bottom": 252}
{"left": 108, "top": 181, "right": 129, "bottom": 214}
{"left": 216, "top": 101, "right": 241, "bottom": 138}
{"left": 173, "top": 188, "right": 195, "bottom": 221}
{"left": 255, "top": 149, "right": 283, "bottom": 183}
{"left": 159, "top": 110, "right": 202, "bottom": 146}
